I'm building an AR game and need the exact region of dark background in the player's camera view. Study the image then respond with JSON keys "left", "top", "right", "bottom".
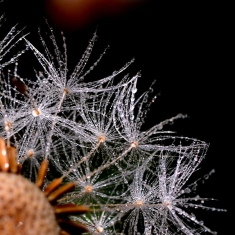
{"left": 1, "top": 1, "right": 232, "bottom": 234}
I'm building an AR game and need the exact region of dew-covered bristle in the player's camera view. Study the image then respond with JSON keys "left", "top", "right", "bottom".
{"left": 0, "top": 17, "right": 28, "bottom": 70}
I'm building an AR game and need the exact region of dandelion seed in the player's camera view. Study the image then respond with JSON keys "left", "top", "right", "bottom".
{"left": 153, "top": 146, "right": 226, "bottom": 235}
{"left": 54, "top": 141, "right": 128, "bottom": 205}
{"left": 112, "top": 77, "right": 188, "bottom": 169}
{"left": 24, "top": 22, "right": 139, "bottom": 103}
{"left": 74, "top": 211, "right": 119, "bottom": 235}
{"left": 113, "top": 164, "right": 159, "bottom": 235}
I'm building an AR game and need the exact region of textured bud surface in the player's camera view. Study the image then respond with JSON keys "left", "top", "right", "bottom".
{"left": 0, "top": 172, "right": 59, "bottom": 235}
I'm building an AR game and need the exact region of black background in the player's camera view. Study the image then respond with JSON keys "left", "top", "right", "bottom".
{"left": 1, "top": 1, "right": 232, "bottom": 234}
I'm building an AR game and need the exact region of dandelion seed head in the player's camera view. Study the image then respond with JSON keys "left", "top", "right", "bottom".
{"left": 63, "top": 88, "right": 69, "bottom": 94}
{"left": 135, "top": 199, "right": 143, "bottom": 206}
{"left": 32, "top": 108, "right": 41, "bottom": 117}
{"left": 96, "top": 226, "right": 104, "bottom": 233}
{"left": 0, "top": 18, "right": 225, "bottom": 234}
{"left": 162, "top": 197, "right": 172, "bottom": 209}
{"left": 131, "top": 141, "right": 138, "bottom": 148}
{"left": 0, "top": 173, "right": 59, "bottom": 235}
{"left": 4, "top": 121, "right": 12, "bottom": 131}
{"left": 26, "top": 149, "right": 34, "bottom": 158}
{"left": 85, "top": 185, "right": 93, "bottom": 193}
{"left": 98, "top": 135, "right": 106, "bottom": 143}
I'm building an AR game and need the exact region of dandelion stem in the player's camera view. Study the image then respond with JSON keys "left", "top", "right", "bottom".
{"left": 45, "top": 90, "right": 67, "bottom": 160}
{"left": 61, "top": 139, "right": 103, "bottom": 179}
{"left": 89, "top": 203, "right": 163, "bottom": 209}
{"left": 74, "top": 145, "right": 134, "bottom": 185}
